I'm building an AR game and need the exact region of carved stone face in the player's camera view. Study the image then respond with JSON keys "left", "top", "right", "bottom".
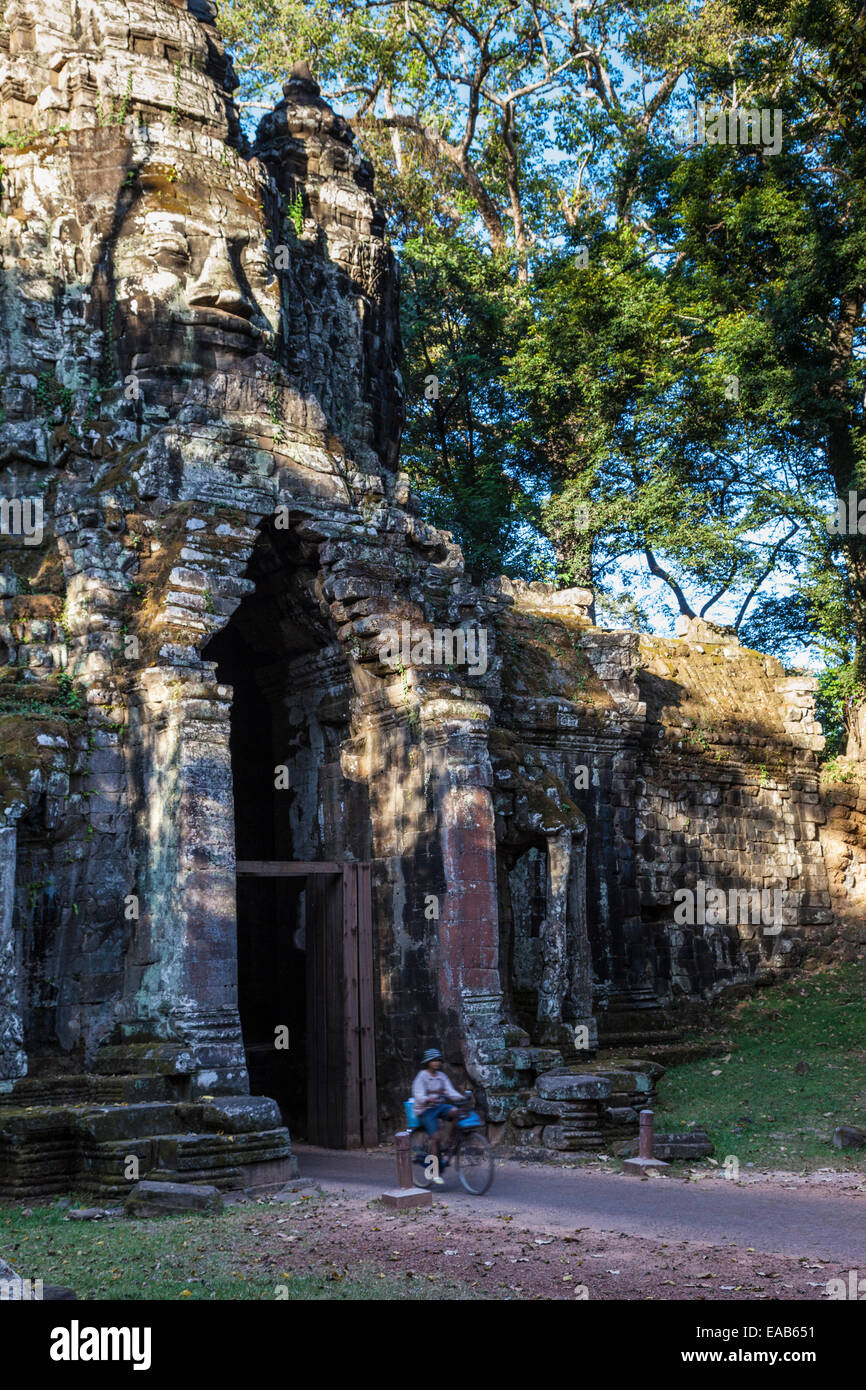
{"left": 112, "top": 168, "right": 281, "bottom": 381}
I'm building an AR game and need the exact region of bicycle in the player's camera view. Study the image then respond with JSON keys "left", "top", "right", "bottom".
{"left": 404, "top": 1093, "right": 495, "bottom": 1196}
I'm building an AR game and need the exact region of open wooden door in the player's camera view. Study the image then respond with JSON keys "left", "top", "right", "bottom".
{"left": 305, "top": 864, "right": 377, "bottom": 1147}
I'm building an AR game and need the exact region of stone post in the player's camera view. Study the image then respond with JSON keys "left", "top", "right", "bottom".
{"left": 639, "top": 1108, "right": 654, "bottom": 1159}
{"left": 394, "top": 1130, "right": 412, "bottom": 1189}
{"left": 623, "top": 1108, "right": 669, "bottom": 1177}
{"left": 381, "top": 1131, "right": 432, "bottom": 1208}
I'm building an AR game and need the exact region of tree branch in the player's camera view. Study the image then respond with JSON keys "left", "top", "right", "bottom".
{"left": 644, "top": 546, "right": 696, "bottom": 617}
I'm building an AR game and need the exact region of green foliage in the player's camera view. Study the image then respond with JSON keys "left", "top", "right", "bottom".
{"left": 285, "top": 189, "right": 304, "bottom": 234}
{"left": 56, "top": 673, "right": 83, "bottom": 713}
{"left": 84, "top": 379, "right": 102, "bottom": 423}
{"left": 816, "top": 666, "right": 860, "bottom": 758}
{"left": 34, "top": 372, "right": 74, "bottom": 419}
{"left": 0, "top": 128, "right": 36, "bottom": 150}
{"left": 170, "top": 61, "right": 182, "bottom": 126}
{"left": 217, "top": 0, "right": 866, "bottom": 737}
{"left": 400, "top": 233, "right": 546, "bottom": 581}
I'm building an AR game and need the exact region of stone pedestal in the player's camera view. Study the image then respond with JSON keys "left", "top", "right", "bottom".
{"left": 381, "top": 1188, "right": 432, "bottom": 1209}
{"left": 622, "top": 1155, "right": 670, "bottom": 1177}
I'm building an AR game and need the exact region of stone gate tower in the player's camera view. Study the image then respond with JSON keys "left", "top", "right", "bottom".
{"left": 0, "top": 0, "right": 837, "bottom": 1192}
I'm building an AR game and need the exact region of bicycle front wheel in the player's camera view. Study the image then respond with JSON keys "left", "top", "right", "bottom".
{"left": 456, "top": 1130, "right": 494, "bottom": 1195}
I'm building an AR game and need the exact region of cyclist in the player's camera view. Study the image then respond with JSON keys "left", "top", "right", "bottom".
{"left": 411, "top": 1048, "right": 465, "bottom": 1185}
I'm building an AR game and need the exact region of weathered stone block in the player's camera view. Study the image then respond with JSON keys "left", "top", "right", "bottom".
{"left": 833, "top": 1125, "right": 866, "bottom": 1150}
{"left": 541, "top": 1124, "right": 602, "bottom": 1151}
{"left": 534, "top": 1073, "right": 611, "bottom": 1101}
{"left": 125, "top": 1180, "right": 223, "bottom": 1216}
{"left": 195, "top": 1096, "right": 283, "bottom": 1134}
{"left": 652, "top": 1128, "right": 714, "bottom": 1160}
{"left": 604, "top": 1106, "right": 639, "bottom": 1127}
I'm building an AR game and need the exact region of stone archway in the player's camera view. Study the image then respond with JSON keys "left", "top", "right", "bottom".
{"left": 203, "top": 517, "right": 374, "bottom": 1141}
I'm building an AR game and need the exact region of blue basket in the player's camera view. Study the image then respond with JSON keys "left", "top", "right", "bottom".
{"left": 405, "top": 1098, "right": 482, "bottom": 1131}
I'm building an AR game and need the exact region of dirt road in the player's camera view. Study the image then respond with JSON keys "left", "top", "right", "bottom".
{"left": 295, "top": 1146, "right": 866, "bottom": 1266}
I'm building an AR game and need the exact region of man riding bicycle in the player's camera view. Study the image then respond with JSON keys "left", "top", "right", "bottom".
{"left": 411, "top": 1048, "right": 465, "bottom": 1185}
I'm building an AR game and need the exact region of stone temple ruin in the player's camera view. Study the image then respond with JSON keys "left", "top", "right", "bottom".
{"left": 0, "top": 0, "right": 858, "bottom": 1195}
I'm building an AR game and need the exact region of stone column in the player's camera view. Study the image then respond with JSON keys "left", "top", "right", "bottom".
{"left": 537, "top": 829, "right": 572, "bottom": 1043}
{"left": 128, "top": 667, "right": 248, "bottom": 1097}
{"left": 0, "top": 825, "right": 26, "bottom": 1087}
{"left": 424, "top": 702, "right": 505, "bottom": 1086}
{"left": 567, "top": 817, "right": 597, "bottom": 1049}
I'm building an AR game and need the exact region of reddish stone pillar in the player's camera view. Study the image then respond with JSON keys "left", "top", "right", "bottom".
{"left": 438, "top": 780, "right": 499, "bottom": 1001}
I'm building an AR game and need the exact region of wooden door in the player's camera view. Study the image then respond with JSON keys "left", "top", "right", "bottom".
{"left": 305, "top": 865, "right": 377, "bottom": 1148}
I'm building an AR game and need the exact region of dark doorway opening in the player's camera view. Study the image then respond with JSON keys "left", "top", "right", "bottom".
{"left": 237, "top": 860, "right": 377, "bottom": 1147}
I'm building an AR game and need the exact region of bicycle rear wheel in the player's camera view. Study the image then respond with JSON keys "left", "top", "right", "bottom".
{"left": 456, "top": 1130, "right": 494, "bottom": 1195}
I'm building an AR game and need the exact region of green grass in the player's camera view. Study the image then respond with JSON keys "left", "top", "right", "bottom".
{"left": 0, "top": 1199, "right": 480, "bottom": 1301}
{"left": 654, "top": 957, "right": 866, "bottom": 1171}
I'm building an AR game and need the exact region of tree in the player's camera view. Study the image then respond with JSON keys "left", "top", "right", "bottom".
{"left": 400, "top": 234, "right": 545, "bottom": 580}
{"left": 221, "top": 0, "right": 866, "bottom": 756}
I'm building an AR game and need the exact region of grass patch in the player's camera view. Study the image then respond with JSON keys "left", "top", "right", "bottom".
{"left": 654, "top": 957, "right": 866, "bottom": 1171}
{"left": 0, "top": 1197, "right": 481, "bottom": 1300}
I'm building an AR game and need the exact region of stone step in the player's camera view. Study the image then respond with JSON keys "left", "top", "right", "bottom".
{"left": 92, "top": 1044, "right": 197, "bottom": 1078}
{"left": 0, "top": 1129, "right": 80, "bottom": 1199}
{"left": 504, "top": 1046, "right": 563, "bottom": 1071}
{"left": 78, "top": 1102, "right": 193, "bottom": 1142}
{"left": 601, "top": 989, "right": 661, "bottom": 1011}
{"left": 0, "top": 1095, "right": 292, "bottom": 1200}
{"left": 0, "top": 1072, "right": 175, "bottom": 1108}
{"left": 597, "top": 1040, "right": 726, "bottom": 1067}
{"left": 594, "top": 1028, "right": 683, "bottom": 1048}
{"left": 596, "top": 1008, "right": 679, "bottom": 1035}
{"left": 79, "top": 1126, "right": 293, "bottom": 1197}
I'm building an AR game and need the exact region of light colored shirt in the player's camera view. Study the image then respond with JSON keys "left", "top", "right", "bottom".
{"left": 412, "top": 1067, "right": 463, "bottom": 1112}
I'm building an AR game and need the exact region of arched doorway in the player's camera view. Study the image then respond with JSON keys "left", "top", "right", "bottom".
{"left": 204, "top": 518, "right": 376, "bottom": 1146}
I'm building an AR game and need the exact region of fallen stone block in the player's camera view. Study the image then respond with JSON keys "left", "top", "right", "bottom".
{"left": 615, "top": 1058, "right": 667, "bottom": 1082}
{"left": 833, "top": 1125, "right": 866, "bottom": 1149}
{"left": 652, "top": 1128, "right": 714, "bottom": 1160}
{"left": 124, "top": 1180, "right": 223, "bottom": 1216}
{"left": 269, "top": 1179, "right": 319, "bottom": 1201}
{"left": 534, "top": 1073, "right": 611, "bottom": 1101}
